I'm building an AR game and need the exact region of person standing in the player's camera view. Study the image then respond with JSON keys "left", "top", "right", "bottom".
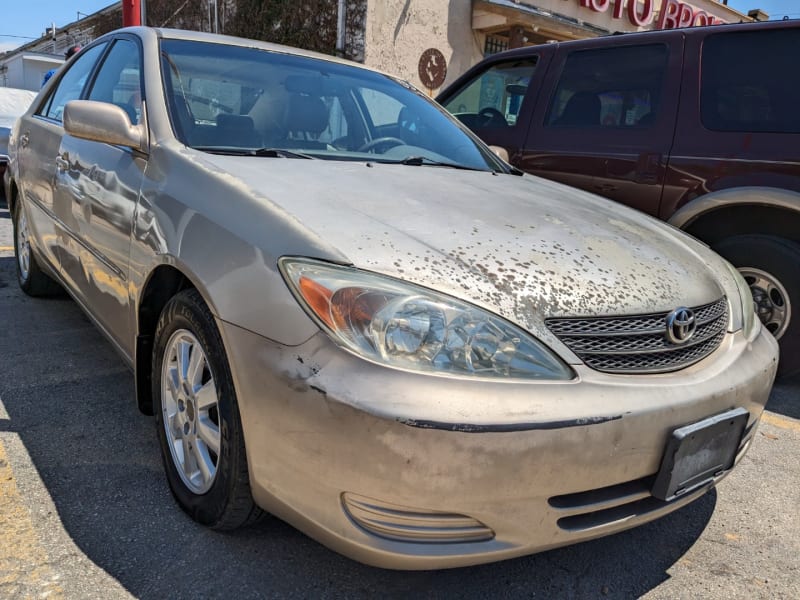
{"left": 42, "top": 45, "right": 81, "bottom": 88}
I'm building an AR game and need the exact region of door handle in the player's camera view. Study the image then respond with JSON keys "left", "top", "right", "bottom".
{"left": 19, "top": 132, "right": 30, "bottom": 148}
{"left": 593, "top": 183, "right": 618, "bottom": 194}
{"left": 635, "top": 152, "right": 661, "bottom": 184}
{"left": 55, "top": 156, "right": 69, "bottom": 172}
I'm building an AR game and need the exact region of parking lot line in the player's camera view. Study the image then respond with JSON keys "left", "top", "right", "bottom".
{"left": 761, "top": 411, "right": 800, "bottom": 432}
{"left": 0, "top": 437, "right": 64, "bottom": 599}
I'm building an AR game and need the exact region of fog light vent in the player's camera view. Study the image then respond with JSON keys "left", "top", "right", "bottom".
{"left": 342, "top": 493, "right": 494, "bottom": 544}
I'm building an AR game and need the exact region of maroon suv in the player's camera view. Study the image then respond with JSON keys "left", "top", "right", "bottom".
{"left": 438, "top": 20, "right": 800, "bottom": 377}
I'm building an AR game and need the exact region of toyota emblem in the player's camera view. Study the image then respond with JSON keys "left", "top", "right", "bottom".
{"left": 665, "top": 307, "right": 696, "bottom": 344}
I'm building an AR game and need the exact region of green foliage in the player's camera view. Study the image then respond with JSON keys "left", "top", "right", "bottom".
{"left": 141, "top": 0, "right": 366, "bottom": 60}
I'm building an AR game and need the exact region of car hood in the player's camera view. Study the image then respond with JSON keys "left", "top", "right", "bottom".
{"left": 0, "top": 88, "right": 37, "bottom": 130}
{"left": 195, "top": 154, "right": 729, "bottom": 326}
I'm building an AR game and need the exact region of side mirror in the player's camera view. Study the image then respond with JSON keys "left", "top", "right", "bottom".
{"left": 63, "top": 100, "right": 145, "bottom": 151}
{"left": 488, "top": 145, "right": 509, "bottom": 163}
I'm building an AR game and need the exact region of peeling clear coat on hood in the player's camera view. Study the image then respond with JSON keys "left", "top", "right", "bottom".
{"left": 184, "top": 151, "right": 744, "bottom": 356}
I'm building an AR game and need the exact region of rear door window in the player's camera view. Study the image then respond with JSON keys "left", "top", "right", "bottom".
{"left": 545, "top": 44, "right": 668, "bottom": 129}
{"left": 701, "top": 29, "right": 800, "bottom": 133}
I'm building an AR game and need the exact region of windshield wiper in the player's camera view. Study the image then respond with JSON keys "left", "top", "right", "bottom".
{"left": 396, "top": 156, "right": 488, "bottom": 172}
{"left": 249, "top": 148, "right": 316, "bottom": 159}
{"left": 192, "top": 146, "right": 315, "bottom": 159}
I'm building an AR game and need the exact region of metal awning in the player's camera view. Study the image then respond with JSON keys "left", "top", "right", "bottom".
{"left": 474, "top": 0, "right": 611, "bottom": 43}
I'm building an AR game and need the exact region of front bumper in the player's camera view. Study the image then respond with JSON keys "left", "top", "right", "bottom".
{"left": 219, "top": 321, "right": 778, "bottom": 569}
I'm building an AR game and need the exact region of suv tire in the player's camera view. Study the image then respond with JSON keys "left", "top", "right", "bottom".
{"left": 713, "top": 234, "right": 800, "bottom": 378}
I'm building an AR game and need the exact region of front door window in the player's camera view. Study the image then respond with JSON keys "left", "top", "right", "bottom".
{"left": 39, "top": 43, "right": 108, "bottom": 122}
{"left": 442, "top": 59, "right": 537, "bottom": 130}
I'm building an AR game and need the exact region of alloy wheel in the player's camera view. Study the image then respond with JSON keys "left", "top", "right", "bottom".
{"left": 16, "top": 208, "right": 31, "bottom": 281}
{"left": 740, "top": 267, "right": 791, "bottom": 340}
{"left": 161, "top": 329, "right": 221, "bottom": 494}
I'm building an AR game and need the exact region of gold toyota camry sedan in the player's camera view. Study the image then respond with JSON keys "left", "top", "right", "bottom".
{"left": 4, "top": 27, "right": 778, "bottom": 569}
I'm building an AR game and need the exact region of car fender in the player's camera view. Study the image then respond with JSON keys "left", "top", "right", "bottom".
{"left": 669, "top": 186, "right": 800, "bottom": 230}
{"left": 131, "top": 144, "right": 344, "bottom": 348}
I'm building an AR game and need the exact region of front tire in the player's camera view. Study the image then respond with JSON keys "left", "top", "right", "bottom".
{"left": 12, "top": 201, "right": 61, "bottom": 296}
{"left": 713, "top": 234, "right": 800, "bottom": 378}
{"left": 153, "top": 289, "right": 263, "bottom": 529}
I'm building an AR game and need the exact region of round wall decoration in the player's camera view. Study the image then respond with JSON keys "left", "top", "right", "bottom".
{"left": 418, "top": 48, "right": 447, "bottom": 89}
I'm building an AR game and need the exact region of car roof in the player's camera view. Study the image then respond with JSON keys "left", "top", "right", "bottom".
{"left": 116, "top": 26, "right": 388, "bottom": 77}
{"left": 489, "top": 18, "right": 800, "bottom": 60}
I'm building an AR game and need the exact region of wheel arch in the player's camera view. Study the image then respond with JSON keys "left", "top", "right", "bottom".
{"left": 135, "top": 263, "right": 197, "bottom": 415}
{"left": 5, "top": 177, "right": 18, "bottom": 216}
{"left": 669, "top": 187, "right": 800, "bottom": 246}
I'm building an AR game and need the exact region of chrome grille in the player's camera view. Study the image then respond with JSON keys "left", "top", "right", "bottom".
{"left": 546, "top": 298, "right": 728, "bottom": 374}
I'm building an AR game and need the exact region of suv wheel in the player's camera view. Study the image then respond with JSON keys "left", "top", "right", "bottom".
{"left": 713, "top": 234, "right": 800, "bottom": 378}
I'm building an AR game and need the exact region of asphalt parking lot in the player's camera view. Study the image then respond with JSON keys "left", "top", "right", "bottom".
{"left": 0, "top": 201, "right": 798, "bottom": 599}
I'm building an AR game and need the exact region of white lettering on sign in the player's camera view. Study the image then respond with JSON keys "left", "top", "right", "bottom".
{"left": 577, "top": 0, "right": 725, "bottom": 29}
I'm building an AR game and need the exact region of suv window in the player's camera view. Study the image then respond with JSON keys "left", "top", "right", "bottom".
{"left": 39, "top": 43, "right": 108, "bottom": 122}
{"left": 86, "top": 39, "right": 143, "bottom": 125}
{"left": 701, "top": 29, "right": 800, "bottom": 133}
{"left": 442, "top": 59, "right": 537, "bottom": 128}
{"left": 546, "top": 44, "right": 668, "bottom": 129}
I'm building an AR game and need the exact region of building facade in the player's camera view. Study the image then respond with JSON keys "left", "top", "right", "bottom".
{"left": 0, "top": 52, "right": 63, "bottom": 90}
{"left": 1, "top": 0, "right": 750, "bottom": 92}
{"left": 0, "top": 3, "right": 121, "bottom": 90}
{"left": 363, "top": 0, "right": 752, "bottom": 93}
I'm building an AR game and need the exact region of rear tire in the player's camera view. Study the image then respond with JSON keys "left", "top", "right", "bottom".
{"left": 713, "top": 234, "right": 800, "bottom": 379}
{"left": 152, "top": 288, "right": 263, "bottom": 530}
{"left": 12, "top": 201, "right": 62, "bottom": 297}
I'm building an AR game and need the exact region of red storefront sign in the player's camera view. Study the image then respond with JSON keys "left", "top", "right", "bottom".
{"left": 578, "top": 0, "right": 726, "bottom": 29}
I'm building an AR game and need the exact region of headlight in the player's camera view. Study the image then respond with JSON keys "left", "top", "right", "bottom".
{"left": 280, "top": 258, "right": 573, "bottom": 380}
{"left": 725, "top": 260, "right": 759, "bottom": 339}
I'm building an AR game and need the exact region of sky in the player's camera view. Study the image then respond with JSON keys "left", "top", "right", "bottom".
{"left": 726, "top": 0, "right": 800, "bottom": 19}
{"left": 0, "top": 0, "right": 798, "bottom": 53}
{"left": 0, "top": 1, "right": 115, "bottom": 52}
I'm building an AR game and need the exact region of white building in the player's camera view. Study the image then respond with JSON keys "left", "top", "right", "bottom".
{"left": 0, "top": 51, "right": 63, "bottom": 91}
{"left": 0, "top": 2, "right": 120, "bottom": 91}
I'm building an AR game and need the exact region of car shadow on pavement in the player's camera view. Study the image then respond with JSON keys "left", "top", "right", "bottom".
{"left": 766, "top": 376, "right": 800, "bottom": 419}
{"left": 0, "top": 255, "right": 718, "bottom": 599}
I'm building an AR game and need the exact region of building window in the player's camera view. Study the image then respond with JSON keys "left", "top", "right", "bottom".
{"left": 484, "top": 36, "right": 508, "bottom": 57}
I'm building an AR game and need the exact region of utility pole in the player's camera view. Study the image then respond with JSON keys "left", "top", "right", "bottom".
{"left": 207, "top": 0, "right": 219, "bottom": 33}
{"left": 336, "top": 0, "right": 346, "bottom": 56}
{"left": 122, "top": 0, "right": 142, "bottom": 26}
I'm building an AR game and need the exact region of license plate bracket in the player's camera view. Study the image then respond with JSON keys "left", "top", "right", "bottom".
{"left": 652, "top": 407, "right": 749, "bottom": 502}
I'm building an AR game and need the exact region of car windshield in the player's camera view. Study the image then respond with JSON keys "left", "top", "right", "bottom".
{"left": 159, "top": 39, "right": 499, "bottom": 171}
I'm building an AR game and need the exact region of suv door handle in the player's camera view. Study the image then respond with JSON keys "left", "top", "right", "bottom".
{"left": 635, "top": 152, "right": 661, "bottom": 184}
{"left": 19, "top": 132, "right": 30, "bottom": 148}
